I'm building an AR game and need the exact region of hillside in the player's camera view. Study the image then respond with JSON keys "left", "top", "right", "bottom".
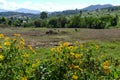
{"left": 0, "top": 4, "right": 116, "bottom": 17}
{"left": 0, "top": 12, "right": 39, "bottom": 18}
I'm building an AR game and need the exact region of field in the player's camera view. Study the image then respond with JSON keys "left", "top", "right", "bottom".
{"left": 1, "top": 28, "right": 120, "bottom": 47}
{"left": 0, "top": 28, "right": 120, "bottom": 79}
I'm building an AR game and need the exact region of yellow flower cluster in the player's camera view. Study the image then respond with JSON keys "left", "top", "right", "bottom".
{"left": 70, "top": 52, "right": 82, "bottom": 59}
{"left": 0, "top": 34, "right": 4, "bottom": 38}
{"left": 72, "top": 75, "right": 78, "bottom": 80}
{"left": 0, "top": 54, "right": 4, "bottom": 61}
{"left": 23, "top": 53, "right": 29, "bottom": 58}
{"left": 32, "top": 59, "right": 40, "bottom": 68}
{"left": 0, "top": 45, "right": 2, "bottom": 49}
{"left": 21, "top": 76, "right": 27, "bottom": 80}
{"left": 103, "top": 61, "right": 109, "bottom": 69}
{"left": 72, "top": 64, "right": 83, "bottom": 72}
{"left": 63, "top": 42, "right": 70, "bottom": 47}
{"left": 28, "top": 45, "right": 36, "bottom": 54}
{"left": 103, "top": 61, "right": 110, "bottom": 74}
{"left": 4, "top": 41, "right": 10, "bottom": 46}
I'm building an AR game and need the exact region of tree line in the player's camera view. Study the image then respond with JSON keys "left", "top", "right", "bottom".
{"left": 0, "top": 11, "right": 119, "bottom": 29}
{"left": 34, "top": 12, "right": 119, "bottom": 29}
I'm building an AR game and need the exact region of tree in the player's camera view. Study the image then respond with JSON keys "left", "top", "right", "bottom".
{"left": 0, "top": 17, "right": 7, "bottom": 24}
{"left": 48, "top": 17, "right": 58, "bottom": 28}
{"left": 58, "top": 16, "right": 68, "bottom": 28}
{"left": 110, "top": 15, "right": 118, "bottom": 26}
{"left": 34, "top": 19, "right": 43, "bottom": 27}
{"left": 40, "top": 12, "right": 48, "bottom": 19}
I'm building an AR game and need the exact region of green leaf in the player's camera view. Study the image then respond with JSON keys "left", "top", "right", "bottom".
{"left": 114, "top": 72, "right": 118, "bottom": 79}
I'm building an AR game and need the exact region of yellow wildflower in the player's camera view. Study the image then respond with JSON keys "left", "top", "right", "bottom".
{"left": 4, "top": 41, "right": 10, "bottom": 46}
{"left": 95, "top": 45, "right": 99, "bottom": 49}
{"left": 23, "top": 53, "right": 29, "bottom": 58}
{"left": 79, "top": 60, "right": 82, "bottom": 64}
{"left": 20, "top": 40, "right": 25, "bottom": 46}
{"left": 72, "top": 75, "right": 78, "bottom": 80}
{"left": 21, "top": 37, "right": 25, "bottom": 42}
{"left": 36, "top": 59, "right": 40, "bottom": 64}
{"left": 13, "top": 38, "right": 17, "bottom": 41}
{"left": 0, "top": 46, "right": 2, "bottom": 49}
{"left": 0, "top": 54, "right": 4, "bottom": 61}
{"left": 70, "top": 52, "right": 75, "bottom": 56}
{"left": 68, "top": 46, "right": 74, "bottom": 50}
{"left": 14, "top": 34, "right": 21, "bottom": 37}
{"left": 28, "top": 45, "right": 36, "bottom": 54}
{"left": 51, "top": 48, "right": 55, "bottom": 52}
{"left": 103, "top": 61, "right": 110, "bottom": 74}
{"left": 63, "top": 42, "right": 70, "bottom": 47}
{"left": 103, "top": 61, "right": 109, "bottom": 69}
{"left": 74, "top": 65, "right": 79, "bottom": 69}
{"left": 0, "top": 34, "right": 4, "bottom": 38}
{"left": 75, "top": 54, "right": 81, "bottom": 59}
{"left": 21, "top": 76, "right": 27, "bottom": 80}
{"left": 32, "top": 63, "right": 36, "bottom": 68}
{"left": 57, "top": 47, "right": 62, "bottom": 52}
{"left": 32, "top": 60, "right": 40, "bottom": 68}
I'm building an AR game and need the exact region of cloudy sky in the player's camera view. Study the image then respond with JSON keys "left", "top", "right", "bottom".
{"left": 0, "top": 0, "right": 120, "bottom": 12}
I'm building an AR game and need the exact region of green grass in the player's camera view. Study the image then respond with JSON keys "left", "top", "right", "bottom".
{"left": 32, "top": 40, "right": 120, "bottom": 61}
{"left": 98, "top": 41, "right": 120, "bottom": 58}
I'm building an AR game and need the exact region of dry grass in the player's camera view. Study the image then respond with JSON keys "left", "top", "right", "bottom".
{"left": 0, "top": 28, "right": 120, "bottom": 47}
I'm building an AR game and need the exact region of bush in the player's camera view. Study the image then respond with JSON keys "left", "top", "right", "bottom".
{"left": 35, "top": 41, "right": 120, "bottom": 79}
{"left": 0, "top": 34, "right": 39, "bottom": 80}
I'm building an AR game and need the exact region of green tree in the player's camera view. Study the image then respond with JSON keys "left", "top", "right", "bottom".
{"left": 110, "top": 15, "right": 118, "bottom": 26}
{"left": 34, "top": 19, "right": 43, "bottom": 27}
{"left": 40, "top": 12, "right": 48, "bottom": 19}
{"left": 48, "top": 17, "right": 58, "bottom": 28}
{"left": 0, "top": 17, "right": 7, "bottom": 24}
{"left": 58, "top": 16, "right": 68, "bottom": 28}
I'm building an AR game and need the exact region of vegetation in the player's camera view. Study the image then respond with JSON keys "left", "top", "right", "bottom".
{"left": 0, "top": 3, "right": 120, "bottom": 80}
{"left": 0, "top": 34, "right": 120, "bottom": 79}
{"left": 0, "top": 6, "right": 120, "bottom": 28}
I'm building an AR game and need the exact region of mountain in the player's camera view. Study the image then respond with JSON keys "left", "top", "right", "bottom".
{"left": 15, "top": 8, "right": 40, "bottom": 14}
{"left": 49, "top": 4, "right": 114, "bottom": 16}
{"left": 0, "top": 11, "right": 39, "bottom": 18}
{"left": 82, "top": 4, "right": 113, "bottom": 11}
{"left": 0, "top": 9, "right": 7, "bottom": 12}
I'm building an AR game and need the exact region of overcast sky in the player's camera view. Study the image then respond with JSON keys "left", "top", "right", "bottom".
{"left": 0, "top": 0, "right": 120, "bottom": 12}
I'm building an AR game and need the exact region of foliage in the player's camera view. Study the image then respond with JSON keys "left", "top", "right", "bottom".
{"left": 40, "top": 12, "right": 48, "bottom": 19}
{"left": 0, "top": 34, "right": 39, "bottom": 80}
{"left": 0, "top": 33, "right": 120, "bottom": 79}
{"left": 35, "top": 41, "right": 120, "bottom": 79}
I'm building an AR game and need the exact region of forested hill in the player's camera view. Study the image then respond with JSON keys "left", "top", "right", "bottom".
{"left": 0, "top": 5, "right": 119, "bottom": 18}
{"left": 49, "top": 5, "right": 120, "bottom": 16}
{"left": 0, "top": 12, "right": 39, "bottom": 18}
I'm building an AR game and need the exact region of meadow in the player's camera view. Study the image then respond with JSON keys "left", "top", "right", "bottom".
{"left": 0, "top": 27, "right": 120, "bottom": 80}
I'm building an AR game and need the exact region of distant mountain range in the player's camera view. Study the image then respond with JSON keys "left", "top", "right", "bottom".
{"left": 82, "top": 4, "right": 113, "bottom": 11}
{"left": 15, "top": 8, "right": 40, "bottom": 14}
{"left": 0, "top": 4, "right": 114, "bottom": 14}
{"left": 0, "top": 8, "right": 40, "bottom": 14}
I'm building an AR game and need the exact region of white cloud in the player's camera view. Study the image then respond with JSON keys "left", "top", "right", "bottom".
{"left": 0, "top": 0, "right": 88, "bottom": 12}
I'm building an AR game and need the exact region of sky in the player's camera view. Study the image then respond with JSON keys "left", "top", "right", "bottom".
{"left": 0, "top": 0, "right": 120, "bottom": 12}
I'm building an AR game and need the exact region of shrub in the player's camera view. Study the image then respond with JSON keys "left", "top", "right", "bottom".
{"left": 35, "top": 41, "right": 120, "bottom": 79}
{"left": 0, "top": 34, "right": 39, "bottom": 80}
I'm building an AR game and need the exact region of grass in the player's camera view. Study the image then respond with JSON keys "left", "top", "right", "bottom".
{"left": 0, "top": 27, "right": 120, "bottom": 47}
{"left": 0, "top": 28, "right": 120, "bottom": 79}
{"left": 0, "top": 27, "right": 120, "bottom": 58}
{"left": 29, "top": 40, "right": 120, "bottom": 63}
